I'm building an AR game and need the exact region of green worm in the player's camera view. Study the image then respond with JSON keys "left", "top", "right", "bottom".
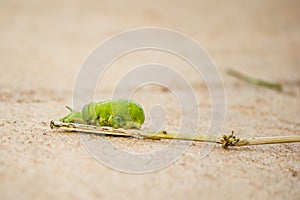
{"left": 59, "top": 99, "right": 145, "bottom": 129}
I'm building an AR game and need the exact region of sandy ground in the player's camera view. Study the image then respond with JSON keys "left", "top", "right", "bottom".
{"left": 1, "top": 0, "right": 300, "bottom": 199}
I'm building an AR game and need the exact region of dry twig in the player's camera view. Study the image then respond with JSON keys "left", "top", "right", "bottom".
{"left": 50, "top": 121, "right": 300, "bottom": 148}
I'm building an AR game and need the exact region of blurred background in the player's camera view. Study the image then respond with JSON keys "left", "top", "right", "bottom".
{"left": 2, "top": 0, "right": 299, "bottom": 89}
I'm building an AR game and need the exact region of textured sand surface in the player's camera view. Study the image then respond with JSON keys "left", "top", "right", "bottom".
{"left": 1, "top": 0, "right": 300, "bottom": 199}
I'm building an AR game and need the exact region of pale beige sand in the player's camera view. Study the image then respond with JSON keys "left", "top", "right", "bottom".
{"left": 1, "top": 0, "right": 300, "bottom": 199}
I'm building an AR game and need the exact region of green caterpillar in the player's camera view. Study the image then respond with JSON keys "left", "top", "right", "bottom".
{"left": 60, "top": 99, "right": 145, "bottom": 129}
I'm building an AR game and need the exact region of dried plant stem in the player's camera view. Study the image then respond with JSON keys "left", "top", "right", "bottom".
{"left": 50, "top": 121, "right": 300, "bottom": 148}
{"left": 228, "top": 69, "right": 283, "bottom": 91}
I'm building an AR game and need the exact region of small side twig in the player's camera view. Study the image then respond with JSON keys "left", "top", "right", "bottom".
{"left": 228, "top": 69, "right": 283, "bottom": 91}
{"left": 50, "top": 121, "right": 300, "bottom": 148}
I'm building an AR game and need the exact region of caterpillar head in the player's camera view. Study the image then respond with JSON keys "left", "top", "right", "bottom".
{"left": 59, "top": 106, "right": 83, "bottom": 123}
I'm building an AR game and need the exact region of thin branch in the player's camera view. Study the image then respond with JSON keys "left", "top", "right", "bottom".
{"left": 50, "top": 121, "right": 300, "bottom": 148}
{"left": 228, "top": 69, "right": 283, "bottom": 91}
